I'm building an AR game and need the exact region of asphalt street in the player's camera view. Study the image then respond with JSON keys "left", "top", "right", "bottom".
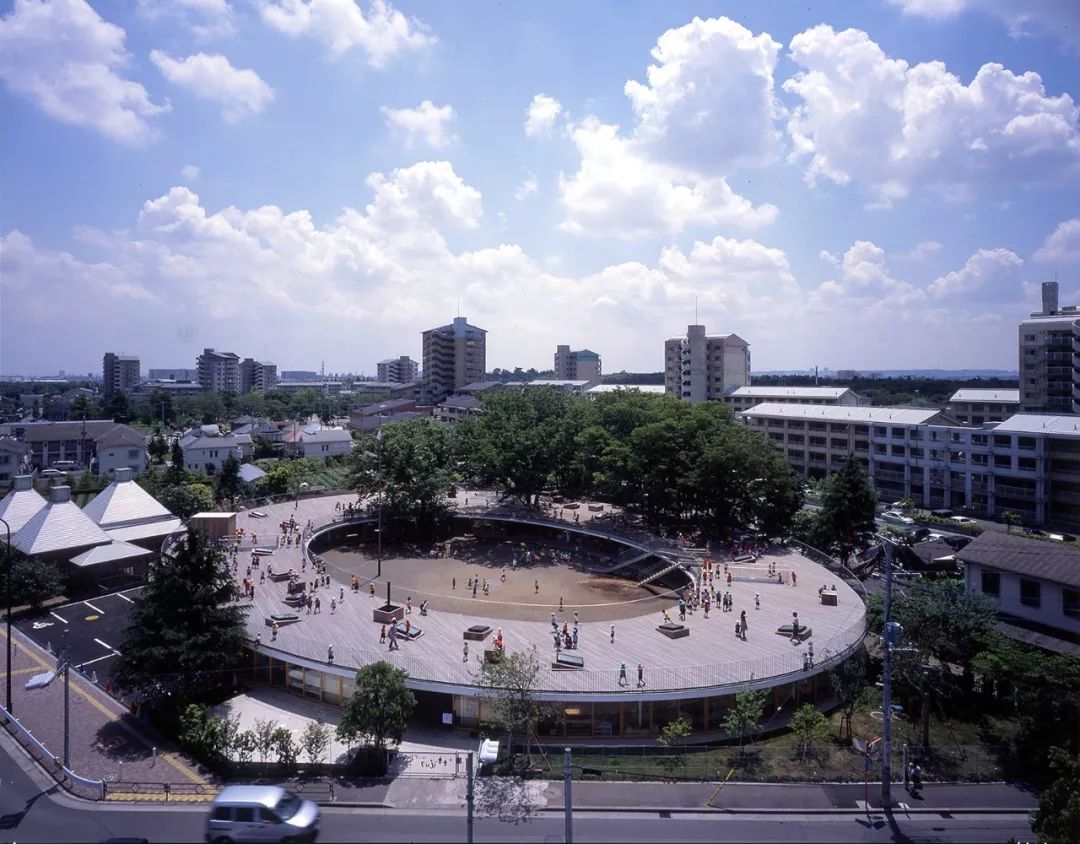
{"left": 15, "top": 588, "right": 141, "bottom": 680}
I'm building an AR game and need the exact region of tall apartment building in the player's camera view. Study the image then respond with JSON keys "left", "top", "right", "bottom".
{"left": 102, "top": 353, "right": 140, "bottom": 397}
{"left": 196, "top": 348, "right": 241, "bottom": 393}
{"left": 664, "top": 325, "right": 750, "bottom": 403}
{"left": 422, "top": 317, "right": 487, "bottom": 406}
{"left": 377, "top": 356, "right": 419, "bottom": 384}
{"left": 554, "top": 346, "right": 601, "bottom": 386}
{"left": 1019, "top": 281, "right": 1080, "bottom": 414}
{"left": 240, "top": 358, "right": 277, "bottom": 393}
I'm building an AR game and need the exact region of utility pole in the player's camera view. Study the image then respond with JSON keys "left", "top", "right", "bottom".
{"left": 2, "top": 516, "right": 11, "bottom": 714}
{"left": 563, "top": 747, "right": 574, "bottom": 844}
{"left": 376, "top": 416, "right": 385, "bottom": 579}
{"left": 465, "top": 751, "right": 474, "bottom": 844}
{"left": 58, "top": 628, "right": 71, "bottom": 769}
{"left": 880, "top": 539, "right": 905, "bottom": 808}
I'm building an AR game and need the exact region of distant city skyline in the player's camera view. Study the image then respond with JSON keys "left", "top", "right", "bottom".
{"left": 2, "top": 1, "right": 1079, "bottom": 376}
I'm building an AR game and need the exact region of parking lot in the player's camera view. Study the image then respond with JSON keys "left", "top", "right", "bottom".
{"left": 16, "top": 587, "right": 141, "bottom": 682}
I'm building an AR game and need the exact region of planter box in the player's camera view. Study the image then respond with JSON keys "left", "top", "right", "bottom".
{"left": 393, "top": 622, "right": 423, "bottom": 641}
{"left": 464, "top": 625, "right": 492, "bottom": 642}
{"left": 265, "top": 614, "right": 300, "bottom": 626}
{"left": 657, "top": 622, "right": 689, "bottom": 639}
{"left": 374, "top": 603, "right": 404, "bottom": 624}
{"left": 820, "top": 591, "right": 838, "bottom": 606}
{"left": 776, "top": 625, "right": 813, "bottom": 642}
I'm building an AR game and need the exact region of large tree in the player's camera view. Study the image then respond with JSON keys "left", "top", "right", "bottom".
{"left": 0, "top": 550, "right": 63, "bottom": 611}
{"left": 816, "top": 456, "right": 877, "bottom": 562}
{"left": 112, "top": 528, "right": 249, "bottom": 707}
{"left": 724, "top": 688, "right": 767, "bottom": 750}
{"left": 215, "top": 454, "right": 244, "bottom": 509}
{"left": 475, "top": 647, "right": 550, "bottom": 766}
{"left": 336, "top": 662, "right": 416, "bottom": 755}
{"left": 1030, "top": 747, "right": 1080, "bottom": 844}
{"left": 350, "top": 418, "right": 454, "bottom": 532}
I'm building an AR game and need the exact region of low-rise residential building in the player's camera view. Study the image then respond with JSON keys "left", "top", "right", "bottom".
{"left": 959, "top": 530, "right": 1080, "bottom": 655}
{"left": 723, "top": 386, "right": 866, "bottom": 414}
{"left": 351, "top": 381, "right": 421, "bottom": 400}
{"left": 148, "top": 368, "right": 197, "bottom": 381}
{"left": 433, "top": 394, "right": 483, "bottom": 426}
{"left": 947, "top": 389, "right": 1021, "bottom": 425}
{"left": 179, "top": 431, "right": 253, "bottom": 474}
{"left": 273, "top": 381, "right": 344, "bottom": 396}
{"left": 0, "top": 420, "right": 148, "bottom": 476}
{"left": 585, "top": 384, "right": 666, "bottom": 396}
{"left": 133, "top": 381, "right": 205, "bottom": 397}
{"left": 348, "top": 399, "right": 426, "bottom": 432}
{"left": 523, "top": 380, "right": 591, "bottom": 394}
{"left": 282, "top": 425, "right": 353, "bottom": 461}
{"left": 0, "top": 439, "right": 31, "bottom": 487}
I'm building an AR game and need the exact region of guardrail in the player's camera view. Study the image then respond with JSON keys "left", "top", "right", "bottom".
{"left": 1, "top": 704, "right": 105, "bottom": 800}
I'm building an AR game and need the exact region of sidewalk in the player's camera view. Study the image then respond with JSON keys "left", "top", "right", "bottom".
{"left": 327, "top": 774, "right": 1037, "bottom": 814}
{"left": 0, "top": 625, "right": 214, "bottom": 800}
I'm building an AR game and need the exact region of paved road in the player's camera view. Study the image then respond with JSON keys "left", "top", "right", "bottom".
{"left": 15, "top": 588, "right": 141, "bottom": 680}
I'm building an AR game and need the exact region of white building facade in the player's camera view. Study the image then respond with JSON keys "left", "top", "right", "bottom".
{"left": 664, "top": 326, "right": 749, "bottom": 404}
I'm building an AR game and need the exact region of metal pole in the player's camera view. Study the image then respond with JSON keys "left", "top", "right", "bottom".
{"left": 376, "top": 418, "right": 384, "bottom": 579}
{"left": 466, "top": 750, "right": 474, "bottom": 844}
{"left": 881, "top": 540, "right": 894, "bottom": 808}
{"left": 2, "top": 516, "right": 11, "bottom": 715}
{"left": 564, "top": 746, "right": 573, "bottom": 844}
{"left": 62, "top": 629, "right": 70, "bottom": 769}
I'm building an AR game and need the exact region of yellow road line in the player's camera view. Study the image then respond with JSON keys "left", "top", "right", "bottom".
{"left": 2, "top": 628, "right": 209, "bottom": 787}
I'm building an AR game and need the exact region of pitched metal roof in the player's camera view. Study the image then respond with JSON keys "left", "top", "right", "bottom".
{"left": 81, "top": 475, "right": 174, "bottom": 528}
{"left": 585, "top": 384, "right": 666, "bottom": 394}
{"left": 106, "top": 518, "right": 184, "bottom": 543}
{"left": 992, "top": 414, "right": 1080, "bottom": 436}
{"left": 70, "top": 540, "right": 153, "bottom": 568}
{"left": 949, "top": 389, "right": 1020, "bottom": 404}
{"left": 957, "top": 530, "right": 1080, "bottom": 589}
{"left": 0, "top": 479, "right": 47, "bottom": 534}
{"left": 12, "top": 490, "right": 111, "bottom": 555}
{"left": 741, "top": 403, "right": 952, "bottom": 425}
{"left": 726, "top": 386, "right": 853, "bottom": 399}
{"left": 300, "top": 428, "right": 352, "bottom": 444}
{"left": 238, "top": 463, "right": 266, "bottom": 483}
{"left": 94, "top": 425, "right": 147, "bottom": 449}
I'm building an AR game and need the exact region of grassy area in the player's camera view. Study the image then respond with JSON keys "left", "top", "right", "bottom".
{"left": 533, "top": 706, "right": 1015, "bottom": 784}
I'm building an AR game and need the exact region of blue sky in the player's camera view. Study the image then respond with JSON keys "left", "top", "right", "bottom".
{"left": 2, "top": 0, "right": 1080, "bottom": 377}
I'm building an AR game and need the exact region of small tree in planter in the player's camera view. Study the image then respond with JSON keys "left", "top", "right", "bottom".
{"left": 233, "top": 730, "right": 257, "bottom": 765}
{"left": 271, "top": 727, "right": 299, "bottom": 768}
{"left": 336, "top": 662, "right": 415, "bottom": 775}
{"left": 789, "top": 704, "right": 829, "bottom": 761}
{"left": 724, "top": 689, "right": 766, "bottom": 757}
{"left": 657, "top": 716, "right": 692, "bottom": 775}
{"left": 254, "top": 718, "right": 278, "bottom": 763}
{"left": 301, "top": 719, "right": 333, "bottom": 766}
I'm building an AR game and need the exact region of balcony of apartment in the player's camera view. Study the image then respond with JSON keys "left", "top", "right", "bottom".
{"left": 949, "top": 477, "right": 967, "bottom": 492}
{"left": 1047, "top": 351, "right": 1073, "bottom": 363}
{"left": 1073, "top": 335, "right": 1080, "bottom": 354}
{"left": 874, "top": 468, "right": 907, "bottom": 482}
{"left": 1052, "top": 489, "right": 1080, "bottom": 506}
{"left": 996, "top": 483, "right": 1037, "bottom": 500}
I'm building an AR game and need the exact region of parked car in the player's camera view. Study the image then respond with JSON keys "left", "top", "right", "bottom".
{"left": 882, "top": 511, "right": 915, "bottom": 526}
{"left": 930, "top": 508, "right": 954, "bottom": 518}
{"left": 910, "top": 527, "right": 931, "bottom": 541}
{"left": 942, "top": 535, "right": 973, "bottom": 550}
{"left": 949, "top": 515, "right": 976, "bottom": 526}
{"left": 206, "top": 785, "right": 319, "bottom": 844}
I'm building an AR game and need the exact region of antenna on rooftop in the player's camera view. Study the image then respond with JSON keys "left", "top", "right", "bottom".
{"left": 694, "top": 294, "right": 699, "bottom": 325}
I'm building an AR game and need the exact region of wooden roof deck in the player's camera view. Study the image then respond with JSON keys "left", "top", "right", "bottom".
{"left": 235, "top": 494, "right": 866, "bottom": 700}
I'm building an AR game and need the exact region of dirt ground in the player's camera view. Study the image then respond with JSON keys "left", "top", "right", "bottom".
{"left": 319, "top": 538, "right": 680, "bottom": 623}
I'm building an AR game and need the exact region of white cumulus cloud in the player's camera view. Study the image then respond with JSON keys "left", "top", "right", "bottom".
{"left": 887, "top": 0, "right": 1080, "bottom": 46}
{"left": 181, "top": 164, "right": 202, "bottom": 180}
{"left": 1035, "top": 219, "right": 1080, "bottom": 264}
{"left": 381, "top": 100, "right": 456, "bottom": 148}
{"left": 784, "top": 25, "right": 1080, "bottom": 205}
{"left": 524, "top": 94, "right": 563, "bottom": 138}
{"left": 150, "top": 51, "right": 274, "bottom": 123}
{"left": 258, "top": 0, "right": 435, "bottom": 68}
{"left": 514, "top": 172, "right": 538, "bottom": 201}
{"left": 136, "top": 0, "right": 235, "bottom": 38}
{"left": 926, "top": 248, "right": 1024, "bottom": 298}
{"left": 0, "top": 0, "right": 169, "bottom": 145}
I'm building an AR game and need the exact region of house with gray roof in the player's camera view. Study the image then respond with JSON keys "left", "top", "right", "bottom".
{"left": 348, "top": 399, "right": 426, "bottom": 433}
{"left": 0, "top": 438, "right": 31, "bottom": 487}
{"left": 180, "top": 432, "right": 253, "bottom": 475}
{"left": 958, "top": 530, "right": 1080, "bottom": 655}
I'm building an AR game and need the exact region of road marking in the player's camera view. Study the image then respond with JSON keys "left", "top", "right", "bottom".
{"left": 93, "top": 638, "right": 115, "bottom": 651}
{"left": 50, "top": 611, "right": 68, "bottom": 624}
{"left": 116, "top": 592, "right": 134, "bottom": 603}
{"left": 83, "top": 600, "right": 105, "bottom": 614}
{"left": 77, "top": 653, "right": 117, "bottom": 668}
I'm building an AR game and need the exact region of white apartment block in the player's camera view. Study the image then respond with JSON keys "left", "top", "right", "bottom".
{"left": 240, "top": 358, "right": 278, "bottom": 392}
{"left": 723, "top": 386, "right": 866, "bottom": 414}
{"left": 102, "top": 353, "right": 140, "bottom": 397}
{"left": 664, "top": 325, "right": 749, "bottom": 403}
{"left": 743, "top": 404, "right": 1080, "bottom": 530}
{"left": 947, "top": 389, "right": 1020, "bottom": 425}
{"left": 196, "top": 348, "right": 241, "bottom": 392}
{"left": 377, "top": 356, "right": 419, "bottom": 384}
{"left": 422, "top": 317, "right": 487, "bottom": 406}
{"left": 554, "top": 346, "right": 601, "bottom": 386}
{"left": 1019, "top": 281, "right": 1079, "bottom": 414}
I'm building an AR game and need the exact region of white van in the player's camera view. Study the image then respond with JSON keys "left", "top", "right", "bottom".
{"left": 206, "top": 785, "right": 319, "bottom": 843}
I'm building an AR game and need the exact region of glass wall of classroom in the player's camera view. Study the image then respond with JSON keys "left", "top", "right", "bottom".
{"left": 250, "top": 650, "right": 835, "bottom": 738}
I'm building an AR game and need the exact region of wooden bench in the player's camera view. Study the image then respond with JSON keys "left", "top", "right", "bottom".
{"left": 657, "top": 622, "right": 690, "bottom": 639}
{"left": 265, "top": 614, "right": 301, "bottom": 627}
{"left": 775, "top": 625, "right": 813, "bottom": 643}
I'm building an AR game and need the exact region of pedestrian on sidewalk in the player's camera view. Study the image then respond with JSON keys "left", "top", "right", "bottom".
{"left": 619, "top": 662, "right": 627, "bottom": 687}
{"left": 389, "top": 626, "right": 399, "bottom": 650}
{"left": 271, "top": 622, "right": 279, "bottom": 641}
{"left": 330, "top": 598, "right": 336, "bottom": 614}
{"left": 755, "top": 593, "right": 760, "bottom": 610}
{"left": 327, "top": 644, "right": 334, "bottom": 664}
{"left": 740, "top": 610, "right": 747, "bottom": 635}
{"left": 380, "top": 624, "right": 387, "bottom": 644}
{"left": 610, "top": 623, "right": 616, "bottom": 644}
{"left": 463, "top": 643, "right": 469, "bottom": 663}
{"left": 636, "top": 663, "right": 645, "bottom": 688}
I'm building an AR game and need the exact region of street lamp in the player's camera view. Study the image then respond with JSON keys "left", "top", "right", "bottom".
{"left": 376, "top": 415, "right": 385, "bottom": 579}
{"left": 2, "top": 515, "right": 11, "bottom": 714}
